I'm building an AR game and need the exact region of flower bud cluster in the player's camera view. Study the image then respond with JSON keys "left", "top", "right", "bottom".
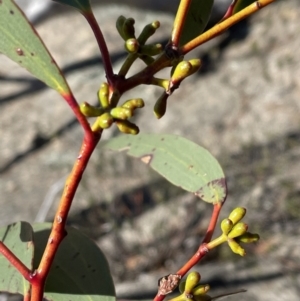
{"left": 169, "top": 271, "right": 246, "bottom": 301}
{"left": 116, "top": 15, "right": 162, "bottom": 58}
{"left": 220, "top": 207, "right": 259, "bottom": 256}
{"left": 79, "top": 82, "right": 144, "bottom": 134}
{"left": 169, "top": 272, "right": 211, "bottom": 301}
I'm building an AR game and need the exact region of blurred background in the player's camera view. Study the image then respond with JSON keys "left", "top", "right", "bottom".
{"left": 0, "top": 0, "right": 299, "bottom": 300}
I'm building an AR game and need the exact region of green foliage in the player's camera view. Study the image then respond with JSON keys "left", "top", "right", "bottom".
{"left": 0, "top": 222, "right": 33, "bottom": 295}
{"left": 179, "top": 0, "right": 214, "bottom": 45}
{"left": 33, "top": 224, "right": 115, "bottom": 301}
{"left": 0, "top": 222, "right": 115, "bottom": 301}
{"left": 103, "top": 134, "right": 227, "bottom": 204}
{"left": 0, "top": 0, "right": 70, "bottom": 94}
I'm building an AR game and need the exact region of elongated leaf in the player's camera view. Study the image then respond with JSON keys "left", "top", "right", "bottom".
{"left": 33, "top": 223, "right": 115, "bottom": 301}
{"left": 180, "top": 0, "right": 214, "bottom": 46}
{"left": 0, "top": 222, "right": 34, "bottom": 295}
{"left": 233, "top": 0, "right": 256, "bottom": 14}
{"left": 0, "top": 0, "right": 70, "bottom": 94}
{"left": 103, "top": 134, "right": 227, "bottom": 204}
{"left": 52, "top": 0, "right": 91, "bottom": 13}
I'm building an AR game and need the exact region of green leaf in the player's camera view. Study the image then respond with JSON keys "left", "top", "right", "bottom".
{"left": 103, "top": 134, "right": 227, "bottom": 204}
{"left": 33, "top": 223, "right": 116, "bottom": 301}
{"left": 0, "top": 0, "right": 70, "bottom": 94}
{"left": 233, "top": 0, "right": 256, "bottom": 14}
{"left": 52, "top": 0, "right": 92, "bottom": 13}
{"left": 0, "top": 222, "right": 34, "bottom": 295}
{"left": 179, "top": 0, "right": 214, "bottom": 46}
{"left": 0, "top": 222, "right": 115, "bottom": 301}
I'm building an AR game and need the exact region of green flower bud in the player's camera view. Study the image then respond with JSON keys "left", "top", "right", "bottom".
{"left": 122, "top": 18, "right": 136, "bottom": 40}
{"left": 110, "top": 107, "right": 132, "bottom": 120}
{"left": 79, "top": 102, "right": 104, "bottom": 117}
{"left": 115, "top": 15, "right": 127, "bottom": 40}
{"left": 228, "top": 239, "right": 246, "bottom": 256}
{"left": 221, "top": 218, "right": 233, "bottom": 235}
{"left": 98, "top": 82, "right": 109, "bottom": 108}
{"left": 138, "top": 21, "right": 160, "bottom": 45}
{"left": 185, "top": 272, "right": 201, "bottom": 294}
{"left": 228, "top": 222, "right": 248, "bottom": 239}
{"left": 169, "top": 294, "right": 186, "bottom": 301}
{"left": 192, "top": 284, "right": 210, "bottom": 296}
{"left": 188, "top": 59, "right": 202, "bottom": 75}
{"left": 151, "top": 77, "right": 170, "bottom": 90}
{"left": 97, "top": 113, "right": 114, "bottom": 129}
{"left": 170, "top": 57, "right": 184, "bottom": 76}
{"left": 171, "top": 61, "right": 193, "bottom": 83}
{"left": 139, "top": 43, "right": 163, "bottom": 56}
{"left": 122, "top": 98, "right": 144, "bottom": 110}
{"left": 154, "top": 92, "right": 168, "bottom": 119}
{"left": 228, "top": 207, "right": 246, "bottom": 225}
{"left": 236, "top": 232, "right": 260, "bottom": 243}
{"left": 194, "top": 294, "right": 212, "bottom": 301}
{"left": 116, "top": 120, "right": 139, "bottom": 134}
{"left": 125, "top": 38, "right": 140, "bottom": 53}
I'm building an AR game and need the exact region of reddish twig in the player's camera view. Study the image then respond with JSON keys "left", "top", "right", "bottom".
{"left": 24, "top": 287, "right": 31, "bottom": 301}
{"left": 29, "top": 131, "right": 102, "bottom": 301}
{"left": 202, "top": 203, "right": 223, "bottom": 244}
{"left": 82, "top": 10, "right": 115, "bottom": 85}
{"left": 61, "top": 92, "right": 93, "bottom": 138}
{"left": 219, "top": 0, "right": 239, "bottom": 22}
{"left": 176, "top": 203, "right": 222, "bottom": 276}
{"left": 0, "top": 241, "right": 31, "bottom": 281}
{"left": 153, "top": 202, "right": 223, "bottom": 301}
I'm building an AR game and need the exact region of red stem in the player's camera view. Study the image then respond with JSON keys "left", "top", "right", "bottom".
{"left": 117, "top": 53, "right": 172, "bottom": 94}
{"left": 219, "top": 0, "right": 239, "bottom": 22}
{"left": 202, "top": 203, "right": 222, "bottom": 244}
{"left": 30, "top": 131, "right": 101, "bottom": 301}
{"left": 61, "top": 92, "right": 93, "bottom": 137}
{"left": 153, "top": 203, "right": 223, "bottom": 301}
{"left": 24, "top": 291, "right": 31, "bottom": 301}
{"left": 0, "top": 241, "right": 31, "bottom": 281}
{"left": 82, "top": 10, "right": 115, "bottom": 85}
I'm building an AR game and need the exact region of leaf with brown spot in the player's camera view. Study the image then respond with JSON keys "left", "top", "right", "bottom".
{"left": 103, "top": 134, "right": 227, "bottom": 204}
{"left": 0, "top": 0, "right": 70, "bottom": 94}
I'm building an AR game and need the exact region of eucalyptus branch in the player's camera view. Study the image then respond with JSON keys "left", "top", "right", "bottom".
{"left": 82, "top": 10, "right": 115, "bottom": 85}
{"left": 30, "top": 131, "right": 102, "bottom": 301}
{"left": 171, "top": 0, "right": 192, "bottom": 48}
{"left": 181, "top": 0, "right": 276, "bottom": 55}
{"left": 0, "top": 241, "right": 31, "bottom": 281}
